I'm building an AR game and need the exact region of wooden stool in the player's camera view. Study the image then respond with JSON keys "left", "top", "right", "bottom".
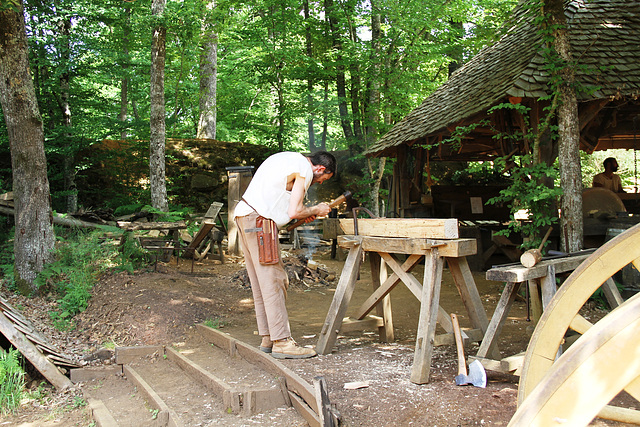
{"left": 473, "top": 250, "right": 623, "bottom": 374}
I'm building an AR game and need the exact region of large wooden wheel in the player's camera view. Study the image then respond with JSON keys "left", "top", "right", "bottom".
{"left": 514, "top": 222, "right": 640, "bottom": 425}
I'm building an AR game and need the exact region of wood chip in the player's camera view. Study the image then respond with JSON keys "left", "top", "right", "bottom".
{"left": 344, "top": 381, "right": 370, "bottom": 390}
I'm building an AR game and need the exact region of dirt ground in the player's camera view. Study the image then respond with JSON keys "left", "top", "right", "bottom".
{"left": 0, "top": 244, "right": 632, "bottom": 426}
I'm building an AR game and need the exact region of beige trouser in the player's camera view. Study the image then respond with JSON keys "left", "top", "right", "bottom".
{"left": 235, "top": 211, "right": 291, "bottom": 341}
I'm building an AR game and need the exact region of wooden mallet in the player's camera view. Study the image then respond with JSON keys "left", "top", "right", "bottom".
{"left": 286, "top": 191, "right": 352, "bottom": 232}
{"left": 520, "top": 226, "right": 553, "bottom": 268}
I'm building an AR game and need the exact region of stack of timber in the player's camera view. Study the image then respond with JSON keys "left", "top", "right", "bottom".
{"left": 0, "top": 296, "right": 77, "bottom": 390}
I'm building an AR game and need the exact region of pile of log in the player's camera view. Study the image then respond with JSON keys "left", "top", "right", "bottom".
{"left": 232, "top": 255, "right": 335, "bottom": 289}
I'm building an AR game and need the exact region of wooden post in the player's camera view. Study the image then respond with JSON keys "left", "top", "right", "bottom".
{"left": 410, "top": 249, "right": 444, "bottom": 384}
{"left": 369, "top": 252, "right": 394, "bottom": 342}
{"left": 226, "top": 166, "right": 254, "bottom": 256}
{"left": 316, "top": 241, "right": 364, "bottom": 354}
{"left": 476, "top": 281, "right": 522, "bottom": 359}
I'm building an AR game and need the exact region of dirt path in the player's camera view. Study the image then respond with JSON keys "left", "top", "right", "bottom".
{"left": 0, "top": 247, "right": 628, "bottom": 426}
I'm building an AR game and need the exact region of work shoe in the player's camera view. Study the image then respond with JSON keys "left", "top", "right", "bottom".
{"left": 271, "top": 337, "right": 317, "bottom": 359}
{"left": 259, "top": 336, "right": 272, "bottom": 353}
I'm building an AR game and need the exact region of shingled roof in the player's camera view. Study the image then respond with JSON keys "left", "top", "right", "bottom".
{"left": 366, "top": 0, "right": 640, "bottom": 158}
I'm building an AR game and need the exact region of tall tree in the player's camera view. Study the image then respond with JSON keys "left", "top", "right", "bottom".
{"left": 544, "top": 0, "right": 582, "bottom": 252}
{"left": 197, "top": 0, "right": 217, "bottom": 139}
{"left": 0, "top": 0, "right": 55, "bottom": 294}
{"left": 55, "top": 2, "right": 77, "bottom": 213}
{"left": 119, "top": 6, "right": 132, "bottom": 140}
{"left": 150, "top": 0, "right": 168, "bottom": 211}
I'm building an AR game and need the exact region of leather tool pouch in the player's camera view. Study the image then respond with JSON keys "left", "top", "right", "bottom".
{"left": 256, "top": 216, "right": 279, "bottom": 265}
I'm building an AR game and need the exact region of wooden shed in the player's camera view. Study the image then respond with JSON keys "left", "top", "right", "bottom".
{"left": 365, "top": 0, "right": 640, "bottom": 220}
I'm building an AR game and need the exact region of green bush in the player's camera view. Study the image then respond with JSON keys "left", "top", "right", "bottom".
{"left": 35, "top": 227, "right": 148, "bottom": 330}
{"left": 0, "top": 348, "right": 25, "bottom": 416}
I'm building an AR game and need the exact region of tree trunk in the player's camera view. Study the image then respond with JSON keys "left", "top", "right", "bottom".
{"left": 365, "top": 3, "right": 384, "bottom": 216}
{"left": 119, "top": 7, "right": 131, "bottom": 140}
{"left": 545, "top": 0, "right": 583, "bottom": 252}
{"left": 325, "top": 0, "right": 353, "bottom": 142}
{"left": 150, "top": 0, "right": 168, "bottom": 212}
{"left": 57, "top": 14, "right": 77, "bottom": 213}
{"left": 197, "top": 0, "right": 217, "bottom": 140}
{"left": 0, "top": 1, "right": 56, "bottom": 294}
{"left": 303, "top": 0, "right": 317, "bottom": 152}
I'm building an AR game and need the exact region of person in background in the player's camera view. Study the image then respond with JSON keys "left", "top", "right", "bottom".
{"left": 593, "top": 157, "right": 625, "bottom": 193}
{"left": 234, "top": 151, "right": 336, "bottom": 359}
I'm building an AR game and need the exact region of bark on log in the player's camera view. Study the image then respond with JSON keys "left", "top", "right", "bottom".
{"left": 0, "top": 205, "right": 108, "bottom": 229}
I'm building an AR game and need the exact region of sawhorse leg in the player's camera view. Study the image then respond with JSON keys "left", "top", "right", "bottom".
{"left": 476, "top": 281, "right": 521, "bottom": 359}
{"left": 448, "top": 257, "right": 498, "bottom": 359}
{"left": 316, "top": 241, "right": 364, "bottom": 355}
{"left": 370, "top": 252, "right": 394, "bottom": 342}
{"left": 411, "top": 249, "right": 444, "bottom": 384}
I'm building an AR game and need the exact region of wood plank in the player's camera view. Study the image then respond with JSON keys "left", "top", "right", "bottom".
{"left": 87, "top": 398, "right": 119, "bottom": 427}
{"left": 410, "top": 249, "right": 444, "bottom": 384}
{"left": 117, "top": 221, "right": 187, "bottom": 231}
{"left": 289, "top": 391, "right": 321, "bottom": 427}
{"left": 425, "top": 239, "right": 477, "bottom": 258}
{"left": 337, "top": 236, "right": 476, "bottom": 257}
{"left": 339, "top": 316, "right": 384, "bottom": 333}
{"left": 316, "top": 242, "right": 364, "bottom": 355}
{"left": 205, "top": 202, "right": 223, "bottom": 219}
{"left": 184, "top": 219, "right": 216, "bottom": 257}
{"left": 0, "top": 311, "right": 72, "bottom": 390}
{"left": 165, "top": 347, "right": 231, "bottom": 398}
{"left": 486, "top": 253, "right": 591, "bottom": 282}
{"left": 339, "top": 218, "right": 458, "bottom": 239}
{"left": 313, "top": 376, "right": 336, "bottom": 427}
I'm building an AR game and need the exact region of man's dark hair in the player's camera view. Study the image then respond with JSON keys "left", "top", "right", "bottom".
{"left": 603, "top": 157, "right": 617, "bottom": 169}
{"left": 308, "top": 151, "right": 337, "bottom": 175}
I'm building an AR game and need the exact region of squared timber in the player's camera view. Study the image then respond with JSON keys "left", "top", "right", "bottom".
{"left": 339, "top": 218, "right": 458, "bottom": 239}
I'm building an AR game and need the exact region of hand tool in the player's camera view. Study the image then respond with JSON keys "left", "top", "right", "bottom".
{"left": 520, "top": 226, "right": 553, "bottom": 268}
{"left": 451, "top": 313, "right": 486, "bottom": 388}
{"left": 286, "top": 191, "right": 352, "bottom": 232}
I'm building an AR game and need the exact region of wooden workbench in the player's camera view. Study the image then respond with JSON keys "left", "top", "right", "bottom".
{"left": 474, "top": 250, "right": 624, "bottom": 374}
{"left": 316, "top": 234, "right": 491, "bottom": 384}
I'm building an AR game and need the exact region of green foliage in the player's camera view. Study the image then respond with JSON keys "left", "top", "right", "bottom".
{"left": 0, "top": 348, "right": 25, "bottom": 416}
{"left": 139, "top": 205, "right": 194, "bottom": 222}
{"left": 448, "top": 161, "right": 510, "bottom": 186}
{"left": 33, "top": 228, "right": 148, "bottom": 330}
{"left": 488, "top": 155, "right": 562, "bottom": 250}
{"left": 0, "top": 228, "right": 15, "bottom": 289}
{"left": 204, "top": 317, "right": 225, "bottom": 329}
{"left": 0, "top": 0, "right": 521, "bottom": 214}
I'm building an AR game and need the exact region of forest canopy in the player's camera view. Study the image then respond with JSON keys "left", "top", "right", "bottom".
{"left": 0, "top": 0, "right": 518, "bottom": 212}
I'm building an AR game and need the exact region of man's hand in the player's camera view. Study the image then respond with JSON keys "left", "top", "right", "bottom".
{"left": 314, "top": 202, "right": 331, "bottom": 218}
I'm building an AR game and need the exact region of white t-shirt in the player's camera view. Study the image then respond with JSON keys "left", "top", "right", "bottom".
{"left": 235, "top": 152, "right": 313, "bottom": 228}
{"left": 593, "top": 172, "right": 623, "bottom": 193}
